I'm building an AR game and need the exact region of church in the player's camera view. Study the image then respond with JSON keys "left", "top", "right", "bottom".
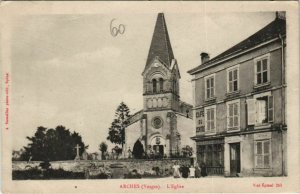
{"left": 124, "top": 13, "right": 195, "bottom": 158}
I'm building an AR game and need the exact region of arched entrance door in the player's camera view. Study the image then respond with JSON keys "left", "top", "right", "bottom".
{"left": 150, "top": 135, "right": 165, "bottom": 158}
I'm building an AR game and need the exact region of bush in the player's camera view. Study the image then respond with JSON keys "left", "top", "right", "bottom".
{"left": 39, "top": 161, "right": 51, "bottom": 170}
{"left": 12, "top": 167, "right": 42, "bottom": 180}
{"left": 87, "top": 172, "right": 109, "bottom": 179}
{"left": 142, "top": 168, "right": 172, "bottom": 178}
{"left": 12, "top": 168, "right": 85, "bottom": 180}
{"left": 152, "top": 167, "right": 160, "bottom": 175}
{"left": 44, "top": 168, "right": 85, "bottom": 179}
{"left": 169, "top": 154, "right": 187, "bottom": 159}
{"left": 124, "top": 169, "right": 142, "bottom": 179}
{"left": 109, "top": 163, "right": 125, "bottom": 168}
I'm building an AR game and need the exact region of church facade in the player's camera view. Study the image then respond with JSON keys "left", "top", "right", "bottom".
{"left": 123, "top": 13, "right": 194, "bottom": 158}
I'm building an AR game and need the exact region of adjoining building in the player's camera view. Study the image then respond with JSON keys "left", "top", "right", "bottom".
{"left": 124, "top": 13, "right": 194, "bottom": 158}
{"left": 188, "top": 12, "right": 287, "bottom": 177}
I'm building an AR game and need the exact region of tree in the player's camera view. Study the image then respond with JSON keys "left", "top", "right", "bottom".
{"left": 21, "top": 126, "right": 47, "bottom": 161}
{"left": 12, "top": 149, "right": 25, "bottom": 161}
{"left": 112, "top": 145, "right": 123, "bottom": 159}
{"left": 21, "top": 125, "right": 88, "bottom": 161}
{"left": 99, "top": 142, "right": 108, "bottom": 159}
{"left": 107, "top": 102, "right": 131, "bottom": 149}
{"left": 182, "top": 145, "right": 193, "bottom": 157}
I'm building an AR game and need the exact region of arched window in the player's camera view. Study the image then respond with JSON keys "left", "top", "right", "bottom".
{"left": 174, "top": 80, "right": 177, "bottom": 93}
{"left": 152, "top": 79, "right": 157, "bottom": 93}
{"left": 159, "top": 78, "right": 164, "bottom": 92}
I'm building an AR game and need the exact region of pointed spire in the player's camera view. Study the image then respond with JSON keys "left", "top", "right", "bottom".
{"left": 146, "top": 13, "right": 174, "bottom": 69}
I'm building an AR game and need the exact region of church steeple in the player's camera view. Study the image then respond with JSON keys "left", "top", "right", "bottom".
{"left": 124, "top": 13, "right": 194, "bottom": 160}
{"left": 143, "top": 13, "right": 180, "bottom": 112}
{"left": 145, "top": 13, "right": 174, "bottom": 69}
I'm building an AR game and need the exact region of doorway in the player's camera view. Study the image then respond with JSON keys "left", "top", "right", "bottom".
{"left": 153, "top": 145, "right": 164, "bottom": 158}
{"left": 229, "top": 143, "right": 240, "bottom": 176}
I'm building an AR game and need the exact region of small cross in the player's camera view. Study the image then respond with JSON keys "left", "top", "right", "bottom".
{"left": 74, "top": 144, "right": 81, "bottom": 160}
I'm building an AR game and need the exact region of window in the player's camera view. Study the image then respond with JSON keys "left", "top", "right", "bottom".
{"left": 205, "top": 74, "right": 215, "bottom": 99}
{"left": 247, "top": 92, "right": 273, "bottom": 126}
{"left": 173, "top": 80, "right": 177, "bottom": 93}
{"left": 152, "top": 116, "right": 163, "bottom": 129}
{"left": 213, "top": 144, "right": 224, "bottom": 166}
{"left": 254, "top": 54, "right": 270, "bottom": 85}
{"left": 197, "top": 144, "right": 224, "bottom": 167}
{"left": 227, "top": 100, "right": 240, "bottom": 130}
{"left": 152, "top": 79, "right": 157, "bottom": 93}
{"left": 227, "top": 65, "right": 239, "bottom": 93}
{"left": 207, "top": 145, "right": 213, "bottom": 166}
{"left": 198, "top": 145, "right": 206, "bottom": 165}
{"left": 205, "top": 106, "right": 216, "bottom": 132}
{"left": 159, "top": 78, "right": 164, "bottom": 92}
{"left": 255, "top": 139, "right": 271, "bottom": 168}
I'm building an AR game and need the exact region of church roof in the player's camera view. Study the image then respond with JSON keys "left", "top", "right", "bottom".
{"left": 127, "top": 110, "right": 144, "bottom": 126}
{"left": 188, "top": 16, "right": 286, "bottom": 75}
{"left": 145, "top": 13, "right": 175, "bottom": 69}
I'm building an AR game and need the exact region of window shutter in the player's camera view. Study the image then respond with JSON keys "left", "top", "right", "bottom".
{"left": 211, "top": 78, "right": 215, "bottom": 97}
{"left": 255, "top": 141, "right": 263, "bottom": 168}
{"left": 264, "top": 140, "right": 271, "bottom": 167}
{"left": 247, "top": 99, "right": 256, "bottom": 125}
{"left": 229, "top": 71, "right": 232, "bottom": 82}
{"left": 234, "top": 104, "right": 239, "bottom": 127}
{"left": 268, "top": 95, "right": 274, "bottom": 122}
{"left": 212, "top": 108, "right": 215, "bottom": 130}
{"left": 205, "top": 110, "right": 208, "bottom": 131}
{"left": 227, "top": 105, "right": 230, "bottom": 128}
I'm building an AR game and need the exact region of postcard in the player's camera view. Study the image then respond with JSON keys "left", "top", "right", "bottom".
{"left": 0, "top": 1, "right": 299, "bottom": 193}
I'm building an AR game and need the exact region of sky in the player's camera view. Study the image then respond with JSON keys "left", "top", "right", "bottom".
{"left": 10, "top": 12, "right": 275, "bottom": 153}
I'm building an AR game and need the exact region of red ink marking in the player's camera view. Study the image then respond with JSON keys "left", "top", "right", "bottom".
{"left": 252, "top": 183, "right": 283, "bottom": 188}
{"left": 5, "top": 73, "right": 9, "bottom": 130}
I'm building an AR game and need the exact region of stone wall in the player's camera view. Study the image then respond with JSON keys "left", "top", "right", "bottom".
{"left": 12, "top": 158, "right": 191, "bottom": 174}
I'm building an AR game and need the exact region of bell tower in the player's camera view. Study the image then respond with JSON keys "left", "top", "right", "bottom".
{"left": 142, "top": 13, "right": 181, "bottom": 112}
{"left": 141, "top": 13, "right": 182, "bottom": 156}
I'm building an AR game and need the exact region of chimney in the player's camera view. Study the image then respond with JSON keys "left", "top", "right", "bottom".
{"left": 200, "top": 52, "right": 210, "bottom": 64}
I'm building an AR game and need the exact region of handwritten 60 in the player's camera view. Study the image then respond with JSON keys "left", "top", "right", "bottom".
{"left": 110, "top": 19, "right": 125, "bottom": 37}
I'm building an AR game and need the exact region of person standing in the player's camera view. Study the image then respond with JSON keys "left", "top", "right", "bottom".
{"left": 128, "top": 147, "right": 132, "bottom": 159}
{"left": 195, "top": 163, "right": 201, "bottom": 178}
{"left": 172, "top": 162, "right": 181, "bottom": 178}
{"left": 189, "top": 165, "right": 195, "bottom": 178}
{"left": 181, "top": 164, "right": 190, "bottom": 178}
{"left": 200, "top": 162, "right": 207, "bottom": 177}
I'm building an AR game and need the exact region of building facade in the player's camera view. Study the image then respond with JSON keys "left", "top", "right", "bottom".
{"left": 124, "top": 13, "right": 194, "bottom": 158}
{"left": 188, "top": 13, "right": 287, "bottom": 177}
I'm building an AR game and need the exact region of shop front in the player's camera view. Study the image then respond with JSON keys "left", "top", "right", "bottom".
{"left": 196, "top": 138, "right": 224, "bottom": 175}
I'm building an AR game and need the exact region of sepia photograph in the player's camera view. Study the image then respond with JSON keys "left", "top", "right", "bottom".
{"left": 1, "top": 1, "right": 299, "bottom": 193}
